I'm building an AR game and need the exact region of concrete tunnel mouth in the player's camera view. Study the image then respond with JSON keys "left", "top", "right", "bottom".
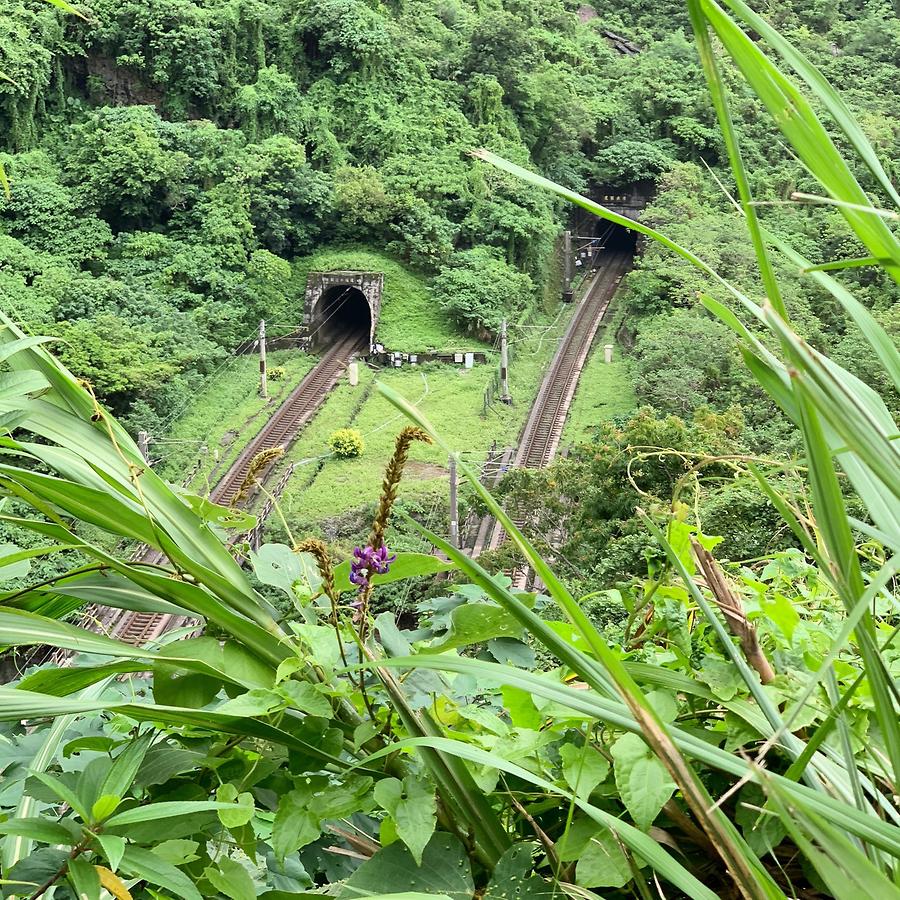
{"left": 312, "top": 284, "right": 372, "bottom": 350}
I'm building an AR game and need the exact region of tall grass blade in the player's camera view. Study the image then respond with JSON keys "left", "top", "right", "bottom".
{"left": 716, "top": 0, "right": 900, "bottom": 208}
{"left": 791, "top": 377, "right": 900, "bottom": 787}
{"left": 686, "top": 0, "right": 786, "bottom": 319}
{"left": 698, "top": 0, "right": 900, "bottom": 282}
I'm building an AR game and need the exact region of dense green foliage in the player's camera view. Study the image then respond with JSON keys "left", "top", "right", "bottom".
{"left": 1, "top": 1, "right": 900, "bottom": 899}
{"left": 14, "top": 0, "right": 889, "bottom": 428}
{"left": 475, "top": 0, "right": 900, "bottom": 591}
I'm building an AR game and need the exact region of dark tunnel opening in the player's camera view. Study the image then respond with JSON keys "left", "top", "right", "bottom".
{"left": 595, "top": 219, "right": 637, "bottom": 253}
{"left": 312, "top": 285, "right": 372, "bottom": 350}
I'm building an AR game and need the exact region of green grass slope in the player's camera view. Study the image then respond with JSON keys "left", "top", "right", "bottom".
{"left": 292, "top": 247, "right": 483, "bottom": 353}
{"left": 272, "top": 309, "right": 571, "bottom": 534}
{"left": 157, "top": 350, "right": 315, "bottom": 490}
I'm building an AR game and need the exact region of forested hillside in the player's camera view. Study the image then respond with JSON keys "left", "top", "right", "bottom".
{"left": 2, "top": 0, "right": 898, "bottom": 577}
{"left": 3, "top": 1, "right": 897, "bottom": 424}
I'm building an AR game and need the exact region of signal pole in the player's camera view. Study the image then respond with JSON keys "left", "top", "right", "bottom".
{"left": 499, "top": 319, "right": 511, "bottom": 405}
{"left": 563, "top": 229, "right": 573, "bottom": 302}
{"left": 449, "top": 455, "right": 459, "bottom": 549}
{"left": 259, "top": 319, "right": 268, "bottom": 399}
{"left": 137, "top": 430, "right": 150, "bottom": 462}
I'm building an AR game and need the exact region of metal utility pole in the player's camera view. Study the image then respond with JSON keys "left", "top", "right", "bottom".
{"left": 137, "top": 430, "right": 150, "bottom": 462}
{"left": 259, "top": 319, "right": 268, "bottom": 399}
{"left": 449, "top": 455, "right": 459, "bottom": 549}
{"left": 499, "top": 319, "right": 511, "bottom": 405}
{"left": 563, "top": 229, "right": 573, "bottom": 302}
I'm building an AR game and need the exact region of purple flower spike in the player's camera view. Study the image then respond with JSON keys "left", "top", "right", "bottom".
{"left": 349, "top": 545, "right": 397, "bottom": 589}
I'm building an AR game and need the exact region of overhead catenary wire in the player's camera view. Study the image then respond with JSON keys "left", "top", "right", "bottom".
{"left": 152, "top": 321, "right": 267, "bottom": 433}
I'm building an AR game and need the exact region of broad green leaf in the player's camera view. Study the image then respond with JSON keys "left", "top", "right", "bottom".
{"left": 0, "top": 687, "right": 352, "bottom": 770}
{"left": 96, "top": 834, "right": 126, "bottom": 872}
{"left": 42, "top": 0, "right": 88, "bottom": 19}
{"left": 611, "top": 733, "right": 677, "bottom": 831}
{"left": 101, "top": 730, "right": 154, "bottom": 801}
{"left": 699, "top": 655, "right": 745, "bottom": 702}
{"left": 502, "top": 686, "right": 542, "bottom": 730}
{"left": 149, "top": 840, "right": 199, "bottom": 866}
{"left": 3, "top": 848, "right": 69, "bottom": 897}
{"left": 0, "top": 819, "right": 77, "bottom": 845}
{"left": 181, "top": 493, "right": 256, "bottom": 531}
{"left": 18, "top": 663, "right": 145, "bottom": 697}
{"left": 91, "top": 795, "right": 120, "bottom": 823}
{"left": 31, "top": 571, "right": 190, "bottom": 617}
{"left": 67, "top": 857, "right": 101, "bottom": 900}
{"left": 0, "top": 370, "right": 49, "bottom": 400}
{"left": 559, "top": 743, "right": 609, "bottom": 801}
{"left": 483, "top": 844, "right": 556, "bottom": 900}
{"left": 0, "top": 542, "right": 31, "bottom": 584}
{"left": 1, "top": 680, "right": 112, "bottom": 872}
{"left": 251, "top": 543, "right": 321, "bottom": 600}
{"left": 216, "top": 688, "right": 284, "bottom": 717}
{"left": 273, "top": 790, "right": 319, "bottom": 862}
{"left": 576, "top": 829, "right": 632, "bottom": 889}
{"left": 374, "top": 777, "right": 437, "bottom": 866}
{"left": 423, "top": 602, "right": 525, "bottom": 652}
{"left": 120, "top": 846, "right": 201, "bottom": 900}
{"left": 278, "top": 681, "right": 332, "bottom": 717}
{"left": 106, "top": 801, "right": 246, "bottom": 828}
{"left": 0, "top": 337, "right": 55, "bottom": 364}
{"left": 0, "top": 608, "right": 159, "bottom": 660}
{"left": 204, "top": 858, "right": 256, "bottom": 900}
{"left": 339, "top": 833, "right": 474, "bottom": 900}
{"left": 216, "top": 784, "right": 255, "bottom": 828}
{"left": 28, "top": 771, "right": 91, "bottom": 823}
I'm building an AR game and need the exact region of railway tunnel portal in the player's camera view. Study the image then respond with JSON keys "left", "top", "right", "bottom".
{"left": 304, "top": 271, "right": 383, "bottom": 352}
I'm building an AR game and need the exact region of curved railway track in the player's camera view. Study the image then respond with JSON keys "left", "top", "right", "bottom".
{"left": 50, "top": 332, "right": 366, "bottom": 655}
{"left": 475, "top": 250, "right": 632, "bottom": 559}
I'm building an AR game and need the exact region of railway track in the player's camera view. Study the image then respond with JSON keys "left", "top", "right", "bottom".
{"left": 47, "top": 333, "right": 365, "bottom": 656}
{"left": 473, "top": 250, "right": 632, "bottom": 563}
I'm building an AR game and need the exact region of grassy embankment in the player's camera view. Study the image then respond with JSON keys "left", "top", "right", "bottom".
{"left": 271, "top": 307, "right": 571, "bottom": 535}
{"left": 292, "top": 247, "right": 487, "bottom": 353}
{"left": 164, "top": 247, "right": 565, "bottom": 535}
{"left": 563, "top": 296, "right": 637, "bottom": 445}
{"left": 157, "top": 350, "right": 315, "bottom": 490}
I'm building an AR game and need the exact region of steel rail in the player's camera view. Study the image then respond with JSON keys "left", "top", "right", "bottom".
{"left": 472, "top": 251, "right": 632, "bottom": 562}
{"left": 44, "top": 332, "right": 366, "bottom": 655}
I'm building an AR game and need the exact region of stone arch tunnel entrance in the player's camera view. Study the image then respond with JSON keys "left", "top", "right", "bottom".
{"left": 304, "top": 271, "right": 383, "bottom": 352}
